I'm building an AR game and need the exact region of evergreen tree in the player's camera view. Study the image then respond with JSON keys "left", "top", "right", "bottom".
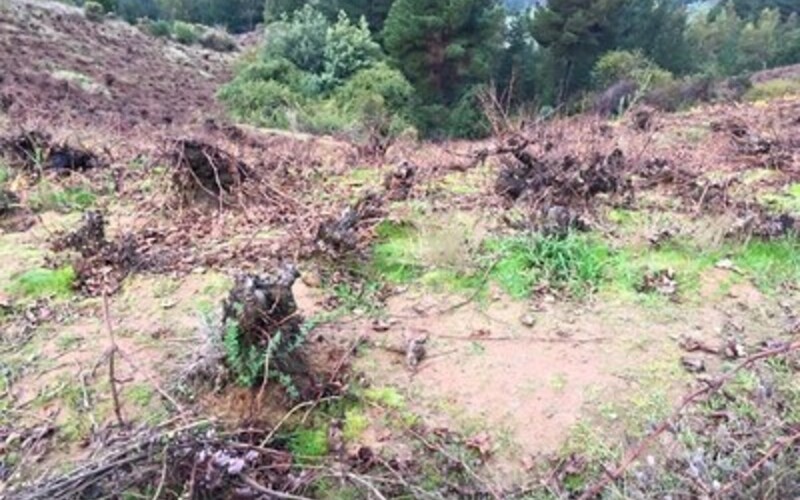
{"left": 382, "top": 0, "right": 504, "bottom": 105}
{"left": 531, "top": 0, "right": 624, "bottom": 103}
{"left": 495, "top": 12, "right": 538, "bottom": 106}
{"left": 612, "top": 0, "right": 692, "bottom": 75}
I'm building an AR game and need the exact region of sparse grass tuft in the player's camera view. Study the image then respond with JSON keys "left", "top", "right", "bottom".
{"left": 8, "top": 266, "right": 75, "bottom": 299}
{"left": 744, "top": 79, "right": 800, "bottom": 102}
{"left": 29, "top": 183, "right": 96, "bottom": 212}
{"left": 127, "top": 384, "right": 155, "bottom": 408}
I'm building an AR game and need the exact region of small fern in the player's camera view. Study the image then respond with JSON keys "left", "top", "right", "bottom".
{"left": 223, "top": 319, "right": 263, "bottom": 387}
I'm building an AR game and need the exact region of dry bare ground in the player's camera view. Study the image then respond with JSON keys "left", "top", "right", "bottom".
{"left": 1, "top": 1, "right": 800, "bottom": 499}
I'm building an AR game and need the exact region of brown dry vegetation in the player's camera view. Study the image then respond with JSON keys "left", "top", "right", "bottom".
{"left": 1, "top": 1, "right": 800, "bottom": 499}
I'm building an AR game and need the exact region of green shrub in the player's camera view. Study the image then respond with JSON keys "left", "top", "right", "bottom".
{"left": 199, "top": 29, "right": 237, "bottom": 52}
{"left": 332, "top": 63, "right": 414, "bottom": 140}
{"left": 148, "top": 19, "right": 173, "bottom": 39}
{"left": 172, "top": 21, "right": 199, "bottom": 45}
{"left": 265, "top": 5, "right": 329, "bottom": 74}
{"left": 593, "top": 50, "right": 674, "bottom": 90}
{"left": 222, "top": 319, "right": 265, "bottom": 387}
{"left": 743, "top": 79, "right": 800, "bottom": 102}
{"left": 217, "top": 79, "right": 300, "bottom": 128}
{"left": 8, "top": 267, "right": 76, "bottom": 299}
{"left": 83, "top": 1, "right": 105, "bottom": 22}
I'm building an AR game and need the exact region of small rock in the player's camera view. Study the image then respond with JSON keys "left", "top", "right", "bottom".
{"left": 681, "top": 356, "right": 706, "bottom": 373}
{"left": 520, "top": 313, "right": 536, "bottom": 328}
{"left": 160, "top": 299, "right": 177, "bottom": 310}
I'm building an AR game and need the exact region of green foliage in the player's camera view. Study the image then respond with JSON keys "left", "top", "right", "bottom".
{"left": 148, "top": 19, "right": 173, "bottom": 38}
{"left": 532, "top": 0, "right": 626, "bottom": 100}
{"left": 733, "top": 238, "right": 800, "bottom": 292}
{"left": 593, "top": 50, "right": 674, "bottom": 90}
{"left": 8, "top": 267, "right": 76, "bottom": 299}
{"left": 383, "top": 0, "right": 504, "bottom": 124}
{"left": 323, "top": 12, "right": 382, "bottom": 86}
{"left": 217, "top": 78, "right": 300, "bottom": 128}
{"left": 83, "top": 1, "right": 106, "bottom": 22}
{"left": 486, "top": 233, "right": 610, "bottom": 299}
{"left": 222, "top": 319, "right": 266, "bottom": 387}
{"left": 172, "top": 21, "right": 199, "bottom": 45}
{"left": 222, "top": 6, "right": 412, "bottom": 141}
{"left": 371, "top": 221, "right": 421, "bottom": 283}
{"left": 289, "top": 426, "right": 329, "bottom": 458}
{"left": 265, "top": 5, "right": 329, "bottom": 74}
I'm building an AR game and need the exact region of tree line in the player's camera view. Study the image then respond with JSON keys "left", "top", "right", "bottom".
{"left": 76, "top": 0, "right": 800, "bottom": 138}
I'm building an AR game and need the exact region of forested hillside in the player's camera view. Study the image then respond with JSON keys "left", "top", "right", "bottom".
{"left": 66, "top": 0, "right": 800, "bottom": 138}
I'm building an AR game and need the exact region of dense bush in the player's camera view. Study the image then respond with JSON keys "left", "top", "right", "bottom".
{"left": 172, "top": 21, "right": 200, "bottom": 45}
{"left": 217, "top": 78, "right": 300, "bottom": 128}
{"left": 148, "top": 19, "right": 172, "bottom": 38}
{"left": 220, "top": 6, "right": 413, "bottom": 142}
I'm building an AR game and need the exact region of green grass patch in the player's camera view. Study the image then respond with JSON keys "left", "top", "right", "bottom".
{"left": 8, "top": 266, "right": 76, "bottom": 299}
{"left": 127, "top": 384, "right": 155, "bottom": 408}
{"left": 371, "top": 220, "right": 422, "bottom": 283}
{"left": 733, "top": 238, "right": 800, "bottom": 292}
{"left": 485, "top": 232, "right": 609, "bottom": 299}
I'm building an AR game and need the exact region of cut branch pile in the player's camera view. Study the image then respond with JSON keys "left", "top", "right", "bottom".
{"left": 0, "top": 130, "right": 102, "bottom": 175}
{"left": 170, "top": 138, "right": 250, "bottom": 205}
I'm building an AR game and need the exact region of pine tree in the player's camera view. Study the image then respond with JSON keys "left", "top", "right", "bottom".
{"left": 382, "top": 0, "right": 504, "bottom": 105}
{"left": 531, "top": 0, "right": 624, "bottom": 102}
